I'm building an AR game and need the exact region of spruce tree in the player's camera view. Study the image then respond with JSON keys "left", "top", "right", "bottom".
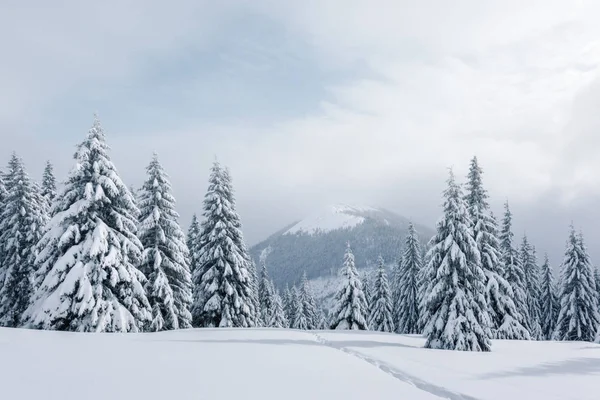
{"left": 465, "top": 157, "right": 528, "bottom": 340}
{"left": 396, "top": 223, "right": 422, "bottom": 334}
{"left": 0, "top": 155, "right": 48, "bottom": 327}
{"left": 138, "top": 154, "right": 193, "bottom": 331}
{"left": 290, "top": 285, "right": 307, "bottom": 329}
{"left": 248, "top": 259, "right": 261, "bottom": 326}
{"left": 258, "top": 262, "right": 275, "bottom": 324}
{"left": 0, "top": 171, "right": 9, "bottom": 292}
{"left": 191, "top": 161, "right": 257, "bottom": 327}
{"left": 423, "top": 170, "right": 491, "bottom": 351}
{"left": 41, "top": 160, "right": 57, "bottom": 212}
{"left": 499, "top": 202, "right": 531, "bottom": 335}
{"left": 391, "top": 257, "right": 403, "bottom": 329}
{"left": 25, "top": 116, "right": 151, "bottom": 332}
{"left": 330, "top": 244, "right": 369, "bottom": 330}
{"left": 187, "top": 214, "right": 200, "bottom": 275}
{"left": 283, "top": 284, "right": 295, "bottom": 323}
{"left": 554, "top": 227, "right": 600, "bottom": 341}
{"left": 299, "top": 272, "right": 318, "bottom": 330}
{"left": 268, "top": 288, "right": 289, "bottom": 328}
{"left": 594, "top": 267, "right": 600, "bottom": 305}
{"left": 539, "top": 254, "right": 558, "bottom": 340}
{"left": 520, "top": 237, "right": 543, "bottom": 339}
{"left": 362, "top": 270, "right": 372, "bottom": 311}
{"left": 368, "top": 256, "right": 395, "bottom": 332}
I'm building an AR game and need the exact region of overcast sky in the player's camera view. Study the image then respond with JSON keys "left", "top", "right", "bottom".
{"left": 2, "top": 0, "right": 600, "bottom": 266}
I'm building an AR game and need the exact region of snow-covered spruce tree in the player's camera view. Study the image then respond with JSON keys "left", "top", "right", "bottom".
{"left": 519, "top": 236, "right": 543, "bottom": 340}
{"left": 268, "top": 288, "right": 289, "bottom": 328}
{"left": 595, "top": 267, "right": 600, "bottom": 305}
{"left": 362, "top": 270, "right": 372, "bottom": 311}
{"left": 258, "top": 262, "right": 275, "bottom": 324}
{"left": 41, "top": 160, "right": 57, "bottom": 212}
{"left": 390, "top": 257, "right": 402, "bottom": 329}
{"left": 368, "top": 256, "right": 395, "bottom": 332}
{"left": 186, "top": 214, "right": 200, "bottom": 275}
{"left": 191, "top": 161, "right": 257, "bottom": 327}
{"left": 464, "top": 157, "right": 529, "bottom": 340}
{"left": 0, "top": 155, "right": 48, "bottom": 327}
{"left": 499, "top": 202, "right": 532, "bottom": 335}
{"left": 290, "top": 285, "right": 308, "bottom": 330}
{"left": 396, "top": 223, "right": 422, "bottom": 334}
{"left": 300, "top": 272, "right": 319, "bottom": 330}
{"left": 539, "top": 254, "right": 558, "bottom": 340}
{"left": 0, "top": 171, "right": 9, "bottom": 290}
{"left": 25, "top": 116, "right": 151, "bottom": 332}
{"left": 283, "top": 284, "right": 295, "bottom": 323}
{"left": 330, "top": 244, "right": 369, "bottom": 330}
{"left": 248, "top": 259, "right": 261, "bottom": 326}
{"left": 553, "top": 228, "right": 600, "bottom": 342}
{"left": 423, "top": 170, "right": 491, "bottom": 352}
{"left": 137, "top": 154, "right": 193, "bottom": 331}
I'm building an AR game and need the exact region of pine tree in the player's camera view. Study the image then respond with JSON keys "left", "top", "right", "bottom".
{"left": 138, "top": 154, "right": 193, "bottom": 331}
{"left": 396, "top": 223, "right": 422, "bottom": 334}
{"left": 299, "top": 272, "right": 318, "bottom": 330}
{"left": 283, "top": 284, "right": 295, "bottom": 323}
{"left": 248, "top": 259, "right": 261, "bottom": 326}
{"left": 290, "top": 285, "right": 307, "bottom": 330}
{"left": 539, "top": 254, "right": 558, "bottom": 340}
{"left": 391, "top": 257, "right": 403, "bottom": 329}
{"left": 259, "top": 263, "right": 275, "bottom": 324}
{"left": 0, "top": 171, "right": 9, "bottom": 292}
{"left": 362, "top": 270, "right": 372, "bottom": 311}
{"left": 191, "top": 161, "right": 257, "bottom": 327}
{"left": 464, "top": 158, "right": 528, "bottom": 340}
{"left": 41, "top": 160, "right": 57, "bottom": 212}
{"left": 554, "top": 227, "right": 600, "bottom": 341}
{"left": 0, "top": 155, "right": 48, "bottom": 327}
{"left": 330, "top": 244, "right": 369, "bottom": 330}
{"left": 423, "top": 170, "right": 491, "bottom": 352}
{"left": 25, "top": 116, "right": 151, "bottom": 332}
{"left": 499, "top": 202, "right": 531, "bottom": 335}
{"left": 368, "top": 256, "right": 395, "bottom": 332}
{"left": 594, "top": 267, "right": 600, "bottom": 305}
{"left": 268, "top": 288, "right": 289, "bottom": 328}
{"left": 520, "top": 237, "right": 543, "bottom": 339}
{"left": 187, "top": 214, "right": 200, "bottom": 275}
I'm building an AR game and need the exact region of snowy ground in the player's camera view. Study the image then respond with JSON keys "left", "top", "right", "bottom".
{"left": 1, "top": 328, "right": 598, "bottom": 400}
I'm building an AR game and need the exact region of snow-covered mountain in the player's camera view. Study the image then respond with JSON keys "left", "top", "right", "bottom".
{"left": 250, "top": 204, "right": 434, "bottom": 291}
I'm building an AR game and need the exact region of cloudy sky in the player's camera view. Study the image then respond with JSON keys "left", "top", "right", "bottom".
{"left": 2, "top": 0, "right": 600, "bottom": 265}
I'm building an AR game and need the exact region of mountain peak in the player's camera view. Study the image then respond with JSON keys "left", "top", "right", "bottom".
{"left": 285, "top": 203, "right": 383, "bottom": 235}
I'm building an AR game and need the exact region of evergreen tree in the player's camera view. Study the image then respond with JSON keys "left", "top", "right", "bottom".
{"left": 248, "top": 259, "right": 261, "bottom": 326}
{"left": 290, "top": 285, "right": 307, "bottom": 329}
{"left": 283, "top": 284, "right": 295, "bottom": 323}
{"left": 138, "top": 154, "right": 193, "bottom": 331}
{"left": 594, "top": 267, "right": 600, "bottom": 305}
{"left": 520, "top": 237, "right": 543, "bottom": 340}
{"left": 25, "top": 116, "right": 151, "bottom": 332}
{"left": 554, "top": 227, "right": 600, "bottom": 342}
{"left": 41, "top": 160, "right": 57, "bottom": 212}
{"left": 330, "top": 244, "right": 369, "bottom": 330}
{"left": 299, "top": 272, "right": 318, "bottom": 330}
{"left": 259, "top": 262, "right": 275, "bottom": 324}
{"left": 391, "top": 257, "right": 403, "bottom": 329}
{"left": 499, "top": 202, "right": 531, "bottom": 335}
{"left": 0, "top": 155, "right": 48, "bottom": 327}
{"left": 0, "top": 171, "right": 9, "bottom": 292}
{"left": 396, "top": 223, "right": 422, "bottom": 334}
{"left": 186, "top": 214, "right": 200, "bottom": 275}
{"left": 362, "top": 270, "right": 372, "bottom": 311}
{"left": 465, "top": 158, "right": 528, "bottom": 340}
{"left": 539, "top": 254, "right": 558, "bottom": 340}
{"left": 191, "top": 161, "right": 257, "bottom": 327}
{"left": 423, "top": 170, "right": 491, "bottom": 352}
{"left": 268, "top": 288, "right": 289, "bottom": 328}
{"left": 368, "top": 256, "right": 395, "bottom": 332}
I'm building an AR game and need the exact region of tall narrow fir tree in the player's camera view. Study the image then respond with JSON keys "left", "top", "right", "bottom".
{"left": 539, "top": 254, "right": 558, "bottom": 340}
{"left": 137, "top": 154, "right": 193, "bottom": 331}
{"left": 368, "top": 256, "right": 395, "bottom": 332}
{"left": 191, "top": 161, "right": 257, "bottom": 327}
{"left": 396, "top": 223, "right": 422, "bottom": 334}
{"left": 423, "top": 170, "right": 491, "bottom": 351}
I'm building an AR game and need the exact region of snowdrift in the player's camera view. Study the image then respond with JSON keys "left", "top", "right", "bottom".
{"left": 1, "top": 327, "right": 598, "bottom": 400}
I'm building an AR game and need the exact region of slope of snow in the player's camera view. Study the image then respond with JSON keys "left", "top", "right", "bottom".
{"left": 1, "top": 327, "right": 598, "bottom": 400}
{"left": 285, "top": 204, "right": 379, "bottom": 235}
